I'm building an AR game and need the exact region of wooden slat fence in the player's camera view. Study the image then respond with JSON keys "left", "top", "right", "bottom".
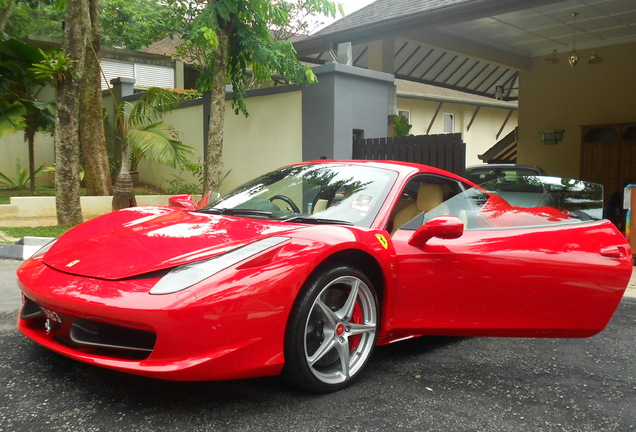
{"left": 352, "top": 133, "right": 466, "bottom": 176}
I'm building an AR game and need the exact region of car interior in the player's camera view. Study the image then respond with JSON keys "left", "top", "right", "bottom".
{"left": 388, "top": 176, "right": 464, "bottom": 235}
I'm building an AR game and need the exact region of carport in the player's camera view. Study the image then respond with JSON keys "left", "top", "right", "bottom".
{"left": 294, "top": 0, "right": 636, "bottom": 200}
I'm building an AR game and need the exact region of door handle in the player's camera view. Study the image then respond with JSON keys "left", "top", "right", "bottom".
{"left": 600, "top": 245, "right": 627, "bottom": 259}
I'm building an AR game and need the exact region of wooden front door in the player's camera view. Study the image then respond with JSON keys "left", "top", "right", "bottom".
{"left": 581, "top": 123, "right": 636, "bottom": 230}
{"left": 581, "top": 123, "right": 636, "bottom": 198}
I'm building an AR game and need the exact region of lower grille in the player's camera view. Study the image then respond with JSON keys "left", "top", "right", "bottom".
{"left": 21, "top": 297, "right": 156, "bottom": 360}
{"left": 70, "top": 319, "right": 156, "bottom": 354}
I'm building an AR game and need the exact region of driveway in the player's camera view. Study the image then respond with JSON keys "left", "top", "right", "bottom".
{"left": 0, "top": 259, "right": 634, "bottom": 432}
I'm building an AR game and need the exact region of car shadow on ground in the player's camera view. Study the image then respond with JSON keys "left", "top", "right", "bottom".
{"left": 18, "top": 333, "right": 464, "bottom": 402}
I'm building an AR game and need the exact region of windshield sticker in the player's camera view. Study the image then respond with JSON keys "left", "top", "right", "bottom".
{"left": 351, "top": 194, "right": 374, "bottom": 212}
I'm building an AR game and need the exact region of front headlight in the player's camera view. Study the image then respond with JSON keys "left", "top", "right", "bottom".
{"left": 150, "top": 236, "right": 289, "bottom": 295}
{"left": 31, "top": 238, "right": 58, "bottom": 259}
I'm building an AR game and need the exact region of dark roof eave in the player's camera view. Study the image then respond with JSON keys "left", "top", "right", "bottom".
{"left": 294, "top": 0, "right": 558, "bottom": 56}
{"left": 479, "top": 129, "right": 517, "bottom": 162}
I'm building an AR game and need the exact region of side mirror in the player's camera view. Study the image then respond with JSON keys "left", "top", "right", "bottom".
{"left": 408, "top": 216, "right": 464, "bottom": 248}
{"left": 196, "top": 191, "right": 212, "bottom": 209}
{"left": 169, "top": 194, "right": 196, "bottom": 210}
{"left": 196, "top": 191, "right": 224, "bottom": 209}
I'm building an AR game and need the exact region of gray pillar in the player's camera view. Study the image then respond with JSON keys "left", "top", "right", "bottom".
{"left": 302, "top": 63, "right": 394, "bottom": 161}
{"left": 110, "top": 77, "right": 135, "bottom": 103}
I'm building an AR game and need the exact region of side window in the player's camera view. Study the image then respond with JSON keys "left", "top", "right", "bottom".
{"left": 389, "top": 175, "right": 463, "bottom": 235}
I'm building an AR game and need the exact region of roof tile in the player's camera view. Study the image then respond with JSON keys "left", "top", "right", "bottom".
{"left": 314, "top": 0, "right": 472, "bottom": 36}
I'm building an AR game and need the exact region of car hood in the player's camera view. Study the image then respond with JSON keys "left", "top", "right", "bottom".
{"left": 43, "top": 207, "right": 300, "bottom": 280}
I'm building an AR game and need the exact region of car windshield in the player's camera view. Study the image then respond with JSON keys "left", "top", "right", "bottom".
{"left": 403, "top": 176, "right": 604, "bottom": 231}
{"left": 199, "top": 163, "right": 399, "bottom": 227}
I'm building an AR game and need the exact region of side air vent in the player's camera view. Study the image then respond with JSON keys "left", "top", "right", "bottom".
{"left": 70, "top": 319, "right": 156, "bottom": 357}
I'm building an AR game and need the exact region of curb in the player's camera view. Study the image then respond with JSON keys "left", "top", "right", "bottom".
{"left": 0, "top": 237, "right": 54, "bottom": 261}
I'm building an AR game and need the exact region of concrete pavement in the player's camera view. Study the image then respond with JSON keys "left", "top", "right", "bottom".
{"left": 0, "top": 259, "right": 21, "bottom": 313}
{"left": 626, "top": 271, "right": 636, "bottom": 298}
{"left": 0, "top": 236, "right": 52, "bottom": 260}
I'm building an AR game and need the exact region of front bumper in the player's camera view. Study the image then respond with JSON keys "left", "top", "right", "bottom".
{"left": 16, "top": 258, "right": 292, "bottom": 381}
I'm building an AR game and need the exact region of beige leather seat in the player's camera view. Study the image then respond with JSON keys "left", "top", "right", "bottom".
{"left": 312, "top": 199, "right": 329, "bottom": 214}
{"left": 391, "top": 183, "right": 444, "bottom": 235}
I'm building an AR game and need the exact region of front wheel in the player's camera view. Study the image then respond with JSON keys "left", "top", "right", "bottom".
{"left": 283, "top": 265, "right": 379, "bottom": 393}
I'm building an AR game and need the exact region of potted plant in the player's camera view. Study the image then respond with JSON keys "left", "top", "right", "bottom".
{"left": 393, "top": 114, "right": 413, "bottom": 137}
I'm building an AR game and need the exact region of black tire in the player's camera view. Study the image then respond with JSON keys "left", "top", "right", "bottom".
{"left": 283, "top": 265, "right": 379, "bottom": 393}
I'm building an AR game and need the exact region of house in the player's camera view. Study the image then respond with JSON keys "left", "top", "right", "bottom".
{"left": 394, "top": 79, "right": 518, "bottom": 165}
{"left": 24, "top": 35, "right": 184, "bottom": 91}
{"left": 293, "top": 0, "right": 636, "bottom": 201}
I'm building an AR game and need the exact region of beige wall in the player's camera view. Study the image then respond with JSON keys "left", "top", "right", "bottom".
{"left": 0, "top": 131, "right": 55, "bottom": 185}
{"left": 397, "top": 97, "right": 518, "bottom": 165}
{"left": 141, "top": 90, "right": 303, "bottom": 193}
{"left": 0, "top": 84, "right": 56, "bottom": 185}
{"left": 2, "top": 89, "right": 302, "bottom": 195}
{"left": 518, "top": 41, "right": 636, "bottom": 178}
{"left": 138, "top": 103, "right": 203, "bottom": 189}
{"left": 222, "top": 90, "right": 303, "bottom": 191}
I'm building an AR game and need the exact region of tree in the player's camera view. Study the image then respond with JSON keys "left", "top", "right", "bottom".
{"left": 179, "top": 0, "right": 341, "bottom": 193}
{"left": 24, "top": 0, "right": 113, "bottom": 222}
{"left": 2, "top": 0, "right": 182, "bottom": 51}
{"left": 54, "top": 0, "right": 89, "bottom": 226}
{"left": 0, "top": 38, "right": 57, "bottom": 193}
{"left": 1, "top": 0, "right": 66, "bottom": 39}
{"left": 0, "top": 0, "right": 16, "bottom": 32}
{"left": 98, "top": 0, "right": 183, "bottom": 50}
{"left": 20, "top": 0, "right": 115, "bottom": 197}
{"left": 269, "top": 0, "right": 341, "bottom": 41}
{"left": 80, "top": 0, "right": 112, "bottom": 196}
{"left": 111, "top": 87, "right": 194, "bottom": 210}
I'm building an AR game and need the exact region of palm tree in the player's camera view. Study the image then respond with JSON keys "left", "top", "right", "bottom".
{"left": 112, "top": 87, "right": 194, "bottom": 210}
{"left": 0, "top": 39, "right": 56, "bottom": 193}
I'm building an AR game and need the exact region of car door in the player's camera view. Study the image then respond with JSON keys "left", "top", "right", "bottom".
{"left": 388, "top": 185, "right": 632, "bottom": 339}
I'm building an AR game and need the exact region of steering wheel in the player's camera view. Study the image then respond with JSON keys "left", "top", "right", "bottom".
{"left": 269, "top": 195, "right": 300, "bottom": 213}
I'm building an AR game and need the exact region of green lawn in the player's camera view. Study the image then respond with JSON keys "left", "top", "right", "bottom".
{"left": 0, "top": 184, "right": 56, "bottom": 204}
{"left": 0, "top": 225, "right": 72, "bottom": 243}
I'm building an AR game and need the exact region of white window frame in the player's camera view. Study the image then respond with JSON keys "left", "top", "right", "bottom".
{"left": 398, "top": 109, "right": 411, "bottom": 123}
{"left": 443, "top": 113, "right": 455, "bottom": 133}
{"left": 100, "top": 59, "right": 174, "bottom": 90}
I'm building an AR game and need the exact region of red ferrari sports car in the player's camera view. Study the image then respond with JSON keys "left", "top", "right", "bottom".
{"left": 17, "top": 160, "right": 632, "bottom": 393}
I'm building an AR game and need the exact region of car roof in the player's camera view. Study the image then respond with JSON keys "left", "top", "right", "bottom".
{"left": 300, "top": 159, "right": 470, "bottom": 183}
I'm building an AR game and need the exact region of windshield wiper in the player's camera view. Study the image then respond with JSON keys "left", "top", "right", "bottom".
{"left": 283, "top": 216, "right": 353, "bottom": 226}
{"left": 199, "top": 208, "right": 273, "bottom": 217}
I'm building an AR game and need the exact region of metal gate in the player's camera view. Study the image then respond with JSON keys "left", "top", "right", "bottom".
{"left": 353, "top": 133, "right": 466, "bottom": 176}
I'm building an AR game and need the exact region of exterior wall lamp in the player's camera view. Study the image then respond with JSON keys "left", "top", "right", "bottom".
{"left": 540, "top": 129, "right": 565, "bottom": 145}
{"left": 494, "top": 85, "right": 518, "bottom": 101}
